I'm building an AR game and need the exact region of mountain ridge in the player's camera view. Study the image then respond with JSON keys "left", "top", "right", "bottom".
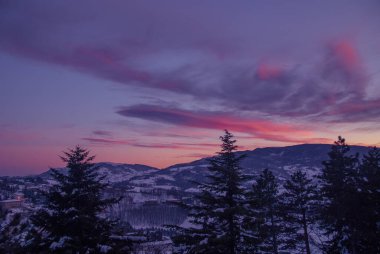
{"left": 30, "top": 143, "right": 370, "bottom": 190}
{"left": 34, "top": 143, "right": 371, "bottom": 178}
{"left": 0, "top": 143, "right": 374, "bottom": 229}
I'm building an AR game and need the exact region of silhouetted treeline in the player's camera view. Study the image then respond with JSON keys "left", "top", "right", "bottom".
{"left": 172, "top": 132, "right": 380, "bottom": 254}
{"left": 0, "top": 147, "right": 131, "bottom": 254}
{"left": 1, "top": 132, "right": 379, "bottom": 254}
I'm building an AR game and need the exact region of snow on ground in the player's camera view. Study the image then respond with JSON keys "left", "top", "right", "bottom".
{"left": 185, "top": 187, "right": 201, "bottom": 193}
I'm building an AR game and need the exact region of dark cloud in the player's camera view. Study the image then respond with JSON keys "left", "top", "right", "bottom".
{"left": 116, "top": 104, "right": 332, "bottom": 144}
{"left": 82, "top": 138, "right": 131, "bottom": 145}
{"left": 2, "top": 0, "right": 379, "bottom": 175}
{"left": 82, "top": 137, "right": 219, "bottom": 150}
{"left": 132, "top": 142, "right": 218, "bottom": 150}
{"left": 0, "top": 0, "right": 379, "bottom": 123}
{"left": 326, "top": 98, "right": 380, "bottom": 122}
{"left": 92, "top": 130, "right": 113, "bottom": 137}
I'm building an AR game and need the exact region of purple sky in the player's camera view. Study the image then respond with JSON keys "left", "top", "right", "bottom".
{"left": 1, "top": 0, "right": 380, "bottom": 175}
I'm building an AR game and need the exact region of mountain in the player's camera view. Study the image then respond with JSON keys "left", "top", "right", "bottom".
{"left": 3, "top": 143, "right": 371, "bottom": 228}
{"left": 39, "top": 162, "right": 159, "bottom": 183}
{"left": 39, "top": 143, "right": 371, "bottom": 191}
{"left": 123, "top": 143, "right": 370, "bottom": 190}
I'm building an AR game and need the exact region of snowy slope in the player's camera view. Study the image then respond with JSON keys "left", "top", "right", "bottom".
{"left": 39, "top": 162, "right": 159, "bottom": 184}
{"left": 2, "top": 144, "right": 372, "bottom": 229}
{"left": 38, "top": 144, "right": 371, "bottom": 191}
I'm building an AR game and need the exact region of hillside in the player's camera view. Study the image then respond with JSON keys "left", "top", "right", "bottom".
{"left": 2, "top": 144, "right": 371, "bottom": 228}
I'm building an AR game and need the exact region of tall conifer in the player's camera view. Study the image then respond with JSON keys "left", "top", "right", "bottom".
{"left": 246, "top": 169, "right": 282, "bottom": 254}
{"left": 30, "top": 146, "right": 123, "bottom": 253}
{"left": 358, "top": 147, "right": 380, "bottom": 253}
{"left": 173, "top": 130, "right": 247, "bottom": 254}
{"left": 318, "top": 137, "right": 361, "bottom": 254}
{"left": 281, "top": 170, "right": 316, "bottom": 254}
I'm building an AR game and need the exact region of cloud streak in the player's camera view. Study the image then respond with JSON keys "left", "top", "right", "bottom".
{"left": 92, "top": 130, "right": 113, "bottom": 137}
{"left": 0, "top": 1, "right": 379, "bottom": 124}
{"left": 82, "top": 137, "right": 220, "bottom": 150}
{"left": 116, "top": 104, "right": 331, "bottom": 144}
{"left": 82, "top": 138, "right": 131, "bottom": 146}
{"left": 1, "top": 0, "right": 379, "bottom": 174}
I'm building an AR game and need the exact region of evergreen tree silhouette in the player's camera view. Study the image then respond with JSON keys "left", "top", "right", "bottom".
{"left": 30, "top": 146, "right": 126, "bottom": 253}
{"left": 281, "top": 169, "right": 317, "bottom": 254}
{"left": 318, "top": 137, "right": 361, "bottom": 254}
{"left": 358, "top": 147, "right": 380, "bottom": 253}
{"left": 173, "top": 130, "right": 247, "bottom": 254}
{"left": 247, "top": 169, "right": 282, "bottom": 254}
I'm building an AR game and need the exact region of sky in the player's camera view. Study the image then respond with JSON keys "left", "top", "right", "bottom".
{"left": 1, "top": 0, "right": 380, "bottom": 176}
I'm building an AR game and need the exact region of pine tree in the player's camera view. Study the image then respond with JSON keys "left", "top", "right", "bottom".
{"left": 246, "top": 169, "right": 282, "bottom": 254}
{"left": 318, "top": 136, "right": 361, "bottom": 254}
{"left": 29, "top": 146, "right": 124, "bottom": 253}
{"left": 281, "top": 169, "right": 317, "bottom": 254}
{"left": 358, "top": 147, "right": 380, "bottom": 253}
{"left": 173, "top": 130, "right": 248, "bottom": 254}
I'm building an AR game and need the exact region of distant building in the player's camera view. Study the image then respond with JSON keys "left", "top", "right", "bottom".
{"left": 0, "top": 193, "right": 25, "bottom": 212}
{"left": 14, "top": 192, "right": 25, "bottom": 201}
{"left": 132, "top": 239, "right": 172, "bottom": 254}
{"left": 0, "top": 199, "right": 24, "bottom": 212}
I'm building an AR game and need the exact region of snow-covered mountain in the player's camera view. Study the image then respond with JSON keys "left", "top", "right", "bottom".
{"left": 39, "top": 163, "right": 159, "bottom": 183}
{"left": 14, "top": 144, "right": 370, "bottom": 228}
{"left": 109, "top": 144, "right": 370, "bottom": 190}
{"left": 39, "top": 143, "right": 371, "bottom": 191}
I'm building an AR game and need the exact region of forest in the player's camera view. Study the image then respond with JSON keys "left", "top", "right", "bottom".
{"left": 0, "top": 131, "right": 379, "bottom": 254}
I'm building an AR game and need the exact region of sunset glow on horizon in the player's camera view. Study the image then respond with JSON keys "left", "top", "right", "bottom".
{"left": 1, "top": 0, "right": 380, "bottom": 176}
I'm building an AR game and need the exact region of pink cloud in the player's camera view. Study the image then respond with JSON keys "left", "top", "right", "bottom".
{"left": 256, "top": 63, "right": 283, "bottom": 80}
{"left": 326, "top": 98, "right": 380, "bottom": 122}
{"left": 329, "top": 40, "right": 360, "bottom": 72}
{"left": 82, "top": 137, "right": 220, "bottom": 150}
{"left": 92, "top": 130, "right": 113, "bottom": 137}
{"left": 82, "top": 138, "right": 132, "bottom": 146}
{"left": 133, "top": 142, "right": 219, "bottom": 150}
{"left": 1, "top": 31, "right": 378, "bottom": 123}
{"left": 116, "top": 104, "right": 329, "bottom": 144}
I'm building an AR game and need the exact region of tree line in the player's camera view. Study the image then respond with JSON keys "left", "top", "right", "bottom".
{"left": 172, "top": 131, "right": 380, "bottom": 254}
{"left": 0, "top": 146, "right": 132, "bottom": 253}
{"left": 0, "top": 131, "right": 379, "bottom": 253}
